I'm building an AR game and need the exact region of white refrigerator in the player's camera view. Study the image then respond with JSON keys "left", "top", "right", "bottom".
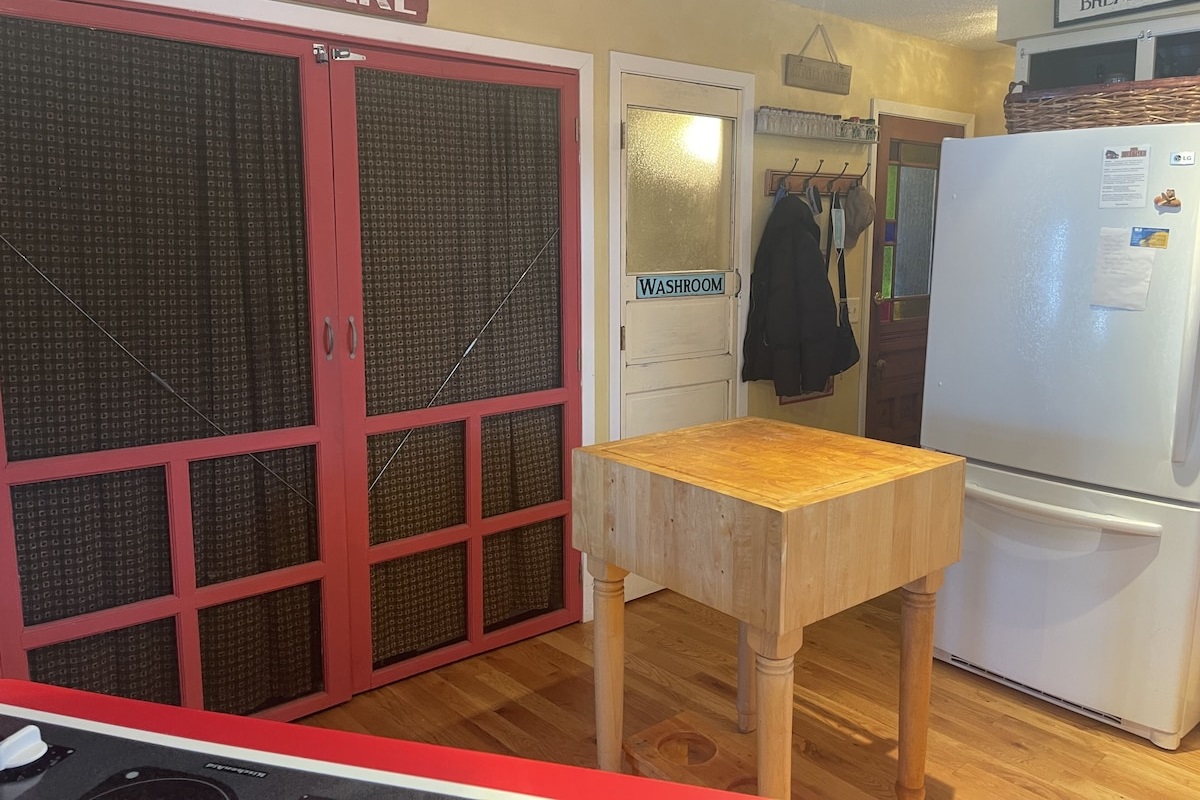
{"left": 922, "top": 123, "right": 1200, "bottom": 749}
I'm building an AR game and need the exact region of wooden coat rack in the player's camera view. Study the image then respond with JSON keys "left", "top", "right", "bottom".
{"left": 763, "top": 160, "right": 869, "bottom": 197}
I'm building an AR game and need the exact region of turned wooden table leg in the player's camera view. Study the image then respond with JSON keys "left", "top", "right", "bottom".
{"left": 737, "top": 621, "right": 757, "bottom": 733}
{"left": 745, "top": 626, "right": 805, "bottom": 800}
{"left": 589, "top": 558, "right": 629, "bottom": 772}
{"left": 896, "top": 571, "right": 944, "bottom": 800}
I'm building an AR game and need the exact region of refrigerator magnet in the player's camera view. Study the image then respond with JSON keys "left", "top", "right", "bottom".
{"left": 1154, "top": 189, "right": 1182, "bottom": 210}
{"left": 1131, "top": 227, "right": 1170, "bottom": 249}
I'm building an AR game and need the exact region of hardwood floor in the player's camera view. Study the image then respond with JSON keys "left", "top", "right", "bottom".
{"left": 301, "top": 590, "right": 1200, "bottom": 798}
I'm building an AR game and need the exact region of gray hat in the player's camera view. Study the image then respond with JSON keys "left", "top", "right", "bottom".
{"left": 843, "top": 184, "right": 876, "bottom": 248}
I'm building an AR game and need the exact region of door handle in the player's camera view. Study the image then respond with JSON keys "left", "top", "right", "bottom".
{"left": 873, "top": 291, "right": 885, "bottom": 305}
{"left": 323, "top": 317, "right": 334, "bottom": 361}
{"left": 965, "top": 483, "right": 1162, "bottom": 537}
{"left": 874, "top": 358, "right": 886, "bottom": 373}
{"left": 348, "top": 315, "right": 358, "bottom": 359}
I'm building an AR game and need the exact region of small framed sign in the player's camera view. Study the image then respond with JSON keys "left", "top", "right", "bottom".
{"left": 1056, "top": 0, "right": 1192, "bottom": 27}
{"left": 293, "top": 0, "right": 429, "bottom": 25}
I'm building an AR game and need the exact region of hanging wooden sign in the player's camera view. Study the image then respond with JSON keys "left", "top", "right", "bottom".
{"left": 293, "top": 0, "right": 429, "bottom": 25}
{"left": 784, "top": 24, "right": 851, "bottom": 95}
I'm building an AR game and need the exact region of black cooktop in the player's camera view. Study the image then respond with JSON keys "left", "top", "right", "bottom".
{"left": 0, "top": 711, "right": 514, "bottom": 800}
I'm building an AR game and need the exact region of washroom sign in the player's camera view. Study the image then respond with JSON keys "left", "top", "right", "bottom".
{"left": 635, "top": 273, "right": 726, "bottom": 299}
{"left": 296, "top": 0, "right": 429, "bottom": 24}
{"left": 1057, "top": 0, "right": 1190, "bottom": 26}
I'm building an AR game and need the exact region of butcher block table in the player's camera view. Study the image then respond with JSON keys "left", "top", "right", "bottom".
{"left": 572, "top": 417, "right": 965, "bottom": 800}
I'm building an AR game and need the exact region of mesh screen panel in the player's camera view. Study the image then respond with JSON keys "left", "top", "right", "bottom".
{"left": 483, "top": 519, "right": 564, "bottom": 631}
{"left": 355, "top": 70, "right": 561, "bottom": 415}
{"left": 0, "top": 16, "right": 311, "bottom": 461}
{"left": 191, "top": 446, "right": 319, "bottom": 587}
{"left": 12, "top": 468, "right": 171, "bottom": 626}
{"left": 198, "top": 582, "right": 324, "bottom": 715}
{"left": 481, "top": 405, "right": 562, "bottom": 518}
{"left": 367, "top": 424, "right": 465, "bottom": 545}
{"left": 27, "top": 619, "right": 180, "bottom": 706}
{"left": 371, "top": 544, "right": 467, "bottom": 669}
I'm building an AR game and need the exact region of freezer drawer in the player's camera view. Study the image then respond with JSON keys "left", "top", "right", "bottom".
{"left": 934, "top": 463, "right": 1200, "bottom": 748}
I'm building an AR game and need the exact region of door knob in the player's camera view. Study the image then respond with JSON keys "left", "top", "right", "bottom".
{"left": 874, "top": 358, "right": 886, "bottom": 372}
{"left": 873, "top": 291, "right": 885, "bottom": 305}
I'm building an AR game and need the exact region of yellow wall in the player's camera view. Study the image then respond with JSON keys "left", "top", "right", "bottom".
{"left": 420, "top": 0, "right": 1013, "bottom": 440}
{"left": 975, "top": 46, "right": 1018, "bottom": 137}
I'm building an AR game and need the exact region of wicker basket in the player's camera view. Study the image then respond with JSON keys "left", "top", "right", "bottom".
{"left": 1004, "top": 76, "right": 1200, "bottom": 134}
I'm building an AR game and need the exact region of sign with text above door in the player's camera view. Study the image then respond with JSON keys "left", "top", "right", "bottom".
{"left": 1056, "top": 0, "right": 1190, "bottom": 27}
{"left": 635, "top": 273, "right": 726, "bottom": 299}
{"left": 296, "top": 0, "right": 429, "bottom": 24}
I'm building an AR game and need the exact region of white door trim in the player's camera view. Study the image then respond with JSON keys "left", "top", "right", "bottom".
{"left": 858, "top": 100, "right": 975, "bottom": 436}
{"left": 127, "top": 0, "right": 598, "bottom": 447}
{"left": 607, "top": 52, "right": 755, "bottom": 443}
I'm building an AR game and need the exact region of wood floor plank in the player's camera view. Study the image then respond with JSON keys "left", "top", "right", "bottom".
{"left": 302, "top": 591, "right": 1200, "bottom": 798}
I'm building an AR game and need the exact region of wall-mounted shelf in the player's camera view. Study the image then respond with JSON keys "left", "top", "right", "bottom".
{"left": 755, "top": 106, "right": 879, "bottom": 144}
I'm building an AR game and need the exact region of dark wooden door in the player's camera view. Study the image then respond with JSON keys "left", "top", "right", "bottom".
{"left": 864, "top": 114, "right": 964, "bottom": 446}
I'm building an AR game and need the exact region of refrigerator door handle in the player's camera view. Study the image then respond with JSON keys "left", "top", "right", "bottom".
{"left": 1172, "top": 257, "right": 1200, "bottom": 463}
{"left": 965, "top": 483, "right": 1163, "bottom": 537}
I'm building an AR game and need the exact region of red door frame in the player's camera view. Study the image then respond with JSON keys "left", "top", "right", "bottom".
{"left": 0, "top": 0, "right": 351, "bottom": 720}
{"left": 0, "top": 0, "right": 583, "bottom": 716}
{"left": 327, "top": 47, "right": 582, "bottom": 691}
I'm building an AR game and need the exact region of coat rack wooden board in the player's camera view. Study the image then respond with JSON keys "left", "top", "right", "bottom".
{"left": 764, "top": 169, "right": 864, "bottom": 197}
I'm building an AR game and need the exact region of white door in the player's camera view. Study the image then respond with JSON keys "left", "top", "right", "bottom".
{"left": 618, "top": 74, "right": 742, "bottom": 600}
{"left": 620, "top": 74, "right": 740, "bottom": 437}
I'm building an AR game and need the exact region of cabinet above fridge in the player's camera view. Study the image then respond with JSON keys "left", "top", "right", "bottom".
{"left": 1013, "top": 13, "right": 1200, "bottom": 90}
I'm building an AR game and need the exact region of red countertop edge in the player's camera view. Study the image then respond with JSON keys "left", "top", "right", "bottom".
{"left": 0, "top": 679, "right": 741, "bottom": 798}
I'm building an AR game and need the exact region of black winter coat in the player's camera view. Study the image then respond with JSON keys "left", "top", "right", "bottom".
{"left": 741, "top": 195, "right": 838, "bottom": 396}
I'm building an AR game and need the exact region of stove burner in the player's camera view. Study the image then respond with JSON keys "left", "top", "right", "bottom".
{"left": 80, "top": 766, "right": 238, "bottom": 800}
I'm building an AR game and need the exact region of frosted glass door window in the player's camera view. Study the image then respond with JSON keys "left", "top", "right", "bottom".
{"left": 625, "top": 108, "right": 733, "bottom": 274}
{"left": 894, "top": 166, "right": 937, "bottom": 298}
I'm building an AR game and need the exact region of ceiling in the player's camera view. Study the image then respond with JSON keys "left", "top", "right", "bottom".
{"left": 782, "top": 0, "right": 1003, "bottom": 51}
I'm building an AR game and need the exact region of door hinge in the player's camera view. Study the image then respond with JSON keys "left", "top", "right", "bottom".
{"left": 332, "top": 47, "right": 366, "bottom": 62}
{"left": 620, "top": 121, "right": 626, "bottom": 150}
{"left": 620, "top": 325, "right": 626, "bottom": 351}
{"left": 313, "top": 44, "right": 328, "bottom": 64}
{"left": 577, "top": 348, "right": 582, "bottom": 373}
{"left": 575, "top": 117, "right": 580, "bottom": 143}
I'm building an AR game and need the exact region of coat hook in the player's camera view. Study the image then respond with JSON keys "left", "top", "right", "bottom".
{"left": 777, "top": 157, "right": 800, "bottom": 191}
{"left": 827, "top": 162, "right": 850, "bottom": 192}
{"left": 802, "top": 159, "right": 825, "bottom": 189}
{"left": 857, "top": 160, "right": 872, "bottom": 185}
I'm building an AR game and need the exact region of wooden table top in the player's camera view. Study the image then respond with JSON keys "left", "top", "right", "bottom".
{"left": 576, "top": 417, "right": 962, "bottom": 511}
{"left": 573, "top": 417, "right": 965, "bottom": 632}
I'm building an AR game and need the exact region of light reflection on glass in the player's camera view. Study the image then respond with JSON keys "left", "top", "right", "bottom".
{"left": 682, "top": 116, "right": 723, "bottom": 164}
